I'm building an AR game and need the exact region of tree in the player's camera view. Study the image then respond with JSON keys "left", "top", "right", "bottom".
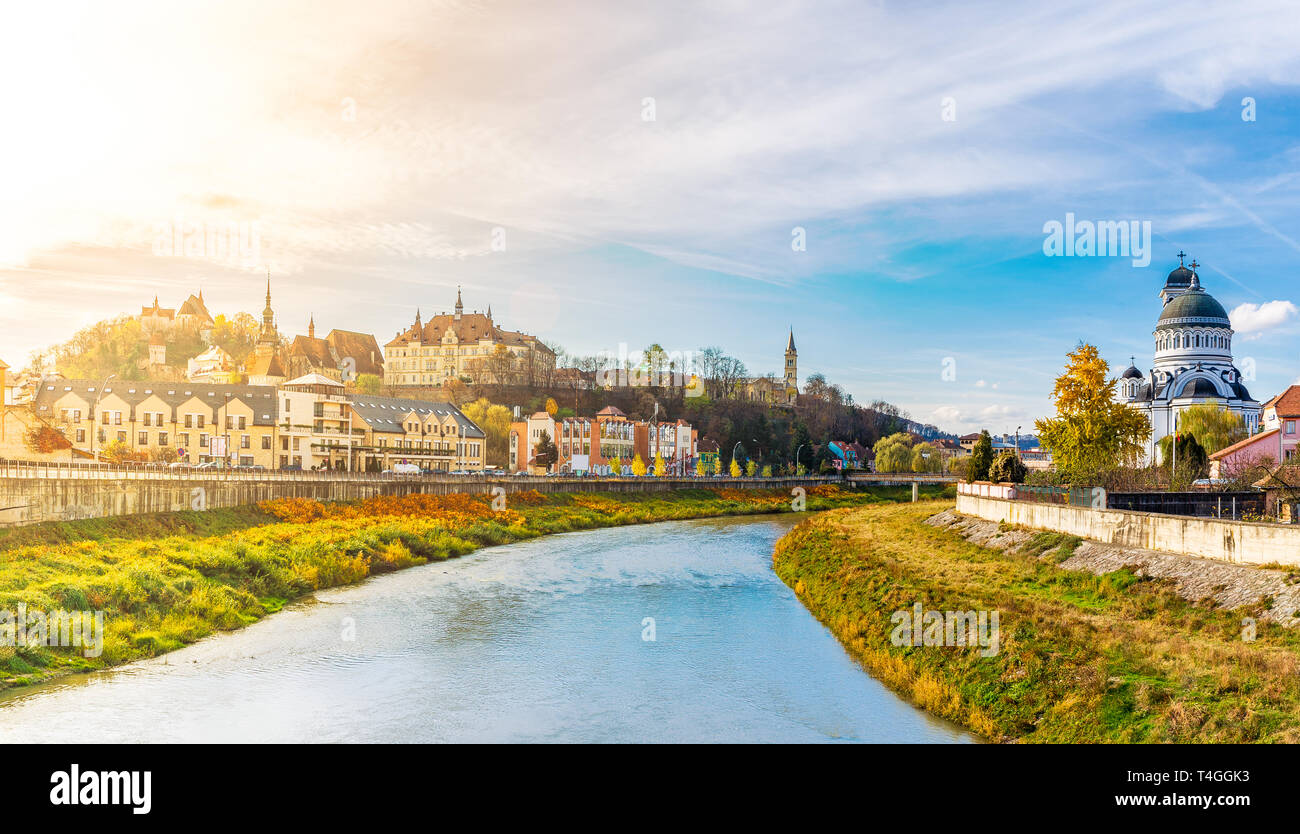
{"left": 631, "top": 455, "right": 648, "bottom": 476}
{"left": 1034, "top": 344, "right": 1150, "bottom": 482}
{"left": 544, "top": 397, "right": 559, "bottom": 417}
{"left": 967, "top": 431, "right": 993, "bottom": 482}
{"left": 988, "top": 450, "right": 1027, "bottom": 483}
{"left": 873, "top": 432, "right": 914, "bottom": 473}
{"left": 761, "top": 464, "right": 772, "bottom": 477}
{"left": 610, "top": 456, "right": 623, "bottom": 476}
{"left": 25, "top": 424, "right": 72, "bottom": 454}
{"left": 355, "top": 373, "right": 382, "bottom": 395}
{"left": 654, "top": 454, "right": 667, "bottom": 476}
{"left": 1172, "top": 401, "right": 1247, "bottom": 454}
{"left": 460, "top": 398, "right": 513, "bottom": 468}
{"left": 729, "top": 457, "right": 742, "bottom": 477}
{"left": 745, "top": 460, "right": 758, "bottom": 477}
{"left": 1158, "top": 432, "right": 1208, "bottom": 488}
{"left": 100, "top": 439, "right": 132, "bottom": 464}
{"left": 533, "top": 430, "right": 558, "bottom": 470}
{"left": 911, "top": 441, "right": 944, "bottom": 473}
{"left": 695, "top": 457, "right": 706, "bottom": 476}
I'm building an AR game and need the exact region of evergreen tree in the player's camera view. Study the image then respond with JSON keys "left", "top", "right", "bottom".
{"left": 967, "top": 430, "right": 993, "bottom": 482}
{"left": 533, "top": 430, "right": 558, "bottom": 470}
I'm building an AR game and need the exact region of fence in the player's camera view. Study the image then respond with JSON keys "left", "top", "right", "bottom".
{"left": 1106, "top": 491, "right": 1264, "bottom": 519}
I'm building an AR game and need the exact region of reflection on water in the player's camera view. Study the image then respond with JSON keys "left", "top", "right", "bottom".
{"left": 0, "top": 514, "right": 976, "bottom": 743}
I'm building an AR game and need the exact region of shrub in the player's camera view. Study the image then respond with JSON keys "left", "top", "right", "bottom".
{"left": 988, "top": 450, "right": 1027, "bottom": 483}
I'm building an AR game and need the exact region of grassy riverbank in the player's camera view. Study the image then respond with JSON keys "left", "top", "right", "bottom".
{"left": 773, "top": 501, "right": 1300, "bottom": 743}
{"left": 0, "top": 484, "right": 950, "bottom": 690}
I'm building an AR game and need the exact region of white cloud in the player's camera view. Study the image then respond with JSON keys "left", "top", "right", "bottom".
{"left": 1229, "top": 300, "right": 1298, "bottom": 337}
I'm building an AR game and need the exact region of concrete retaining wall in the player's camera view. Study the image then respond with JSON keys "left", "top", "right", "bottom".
{"left": 0, "top": 476, "right": 839, "bottom": 528}
{"left": 956, "top": 493, "right": 1300, "bottom": 566}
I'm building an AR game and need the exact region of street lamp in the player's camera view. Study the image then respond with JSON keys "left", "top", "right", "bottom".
{"left": 796, "top": 443, "right": 805, "bottom": 474}
{"left": 90, "top": 373, "right": 116, "bottom": 463}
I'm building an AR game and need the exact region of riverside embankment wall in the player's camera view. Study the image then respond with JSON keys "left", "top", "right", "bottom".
{"left": 956, "top": 492, "right": 1300, "bottom": 566}
{"left": 0, "top": 475, "right": 842, "bottom": 528}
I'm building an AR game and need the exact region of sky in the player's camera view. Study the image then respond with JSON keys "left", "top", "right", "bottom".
{"left": 3, "top": 0, "right": 1300, "bottom": 435}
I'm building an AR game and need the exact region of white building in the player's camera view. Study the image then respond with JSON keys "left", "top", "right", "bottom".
{"left": 1120, "top": 256, "right": 1261, "bottom": 464}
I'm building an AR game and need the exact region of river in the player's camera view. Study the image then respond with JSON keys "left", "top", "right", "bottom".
{"left": 0, "top": 514, "right": 975, "bottom": 743}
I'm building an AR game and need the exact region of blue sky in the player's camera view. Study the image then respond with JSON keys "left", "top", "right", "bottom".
{"left": 2, "top": 0, "right": 1299, "bottom": 434}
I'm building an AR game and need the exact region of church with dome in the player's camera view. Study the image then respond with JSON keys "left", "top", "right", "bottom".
{"left": 1119, "top": 254, "right": 1261, "bottom": 464}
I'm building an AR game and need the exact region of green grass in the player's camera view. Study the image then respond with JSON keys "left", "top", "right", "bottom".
{"left": 773, "top": 501, "right": 1300, "bottom": 743}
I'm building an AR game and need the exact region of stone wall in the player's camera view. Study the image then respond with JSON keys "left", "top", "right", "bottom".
{"left": 956, "top": 492, "right": 1300, "bottom": 566}
{"left": 0, "top": 475, "right": 838, "bottom": 528}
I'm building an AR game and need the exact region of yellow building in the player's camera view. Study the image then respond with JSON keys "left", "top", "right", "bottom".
{"left": 35, "top": 380, "right": 279, "bottom": 467}
{"left": 277, "top": 374, "right": 486, "bottom": 472}
{"left": 384, "top": 287, "right": 555, "bottom": 387}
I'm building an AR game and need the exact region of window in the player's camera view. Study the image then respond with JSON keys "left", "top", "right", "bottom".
{"left": 138, "top": 431, "right": 148, "bottom": 445}
{"left": 117, "top": 431, "right": 127, "bottom": 443}
{"left": 1287, "top": 421, "right": 1296, "bottom": 435}
{"left": 185, "top": 414, "right": 193, "bottom": 428}
{"left": 241, "top": 435, "right": 250, "bottom": 449}
{"left": 76, "top": 429, "right": 86, "bottom": 443}
{"left": 159, "top": 432, "right": 168, "bottom": 446}
{"left": 178, "top": 433, "right": 189, "bottom": 447}
{"left": 143, "top": 413, "right": 152, "bottom": 427}
{"left": 261, "top": 436, "right": 271, "bottom": 450}
{"left": 200, "top": 433, "right": 209, "bottom": 448}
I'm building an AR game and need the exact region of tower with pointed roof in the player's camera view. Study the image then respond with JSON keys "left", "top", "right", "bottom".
{"left": 784, "top": 328, "right": 798, "bottom": 393}
{"left": 257, "top": 276, "right": 278, "bottom": 347}
{"left": 454, "top": 286, "right": 463, "bottom": 321}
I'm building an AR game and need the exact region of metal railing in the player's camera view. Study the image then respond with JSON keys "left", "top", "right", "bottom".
{"left": 0, "top": 457, "right": 848, "bottom": 485}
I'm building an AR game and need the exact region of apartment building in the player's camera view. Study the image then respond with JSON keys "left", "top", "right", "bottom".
{"left": 36, "top": 380, "right": 279, "bottom": 466}
{"left": 33, "top": 375, "right": 486, "bottom": 472}
{"left": 508, "top": 407, "right": 697, "bottom": 475}
{"left": 279, "top": 374, "right": 486, "bottom": 471}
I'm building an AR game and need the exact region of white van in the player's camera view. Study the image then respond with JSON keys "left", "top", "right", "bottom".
{"left": 391, "top": 462, "right": 421, "bottom": 475}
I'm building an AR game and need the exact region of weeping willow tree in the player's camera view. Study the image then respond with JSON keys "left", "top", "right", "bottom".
{"left": 1167, "top": 400, "right": 1247, "bottom": 454}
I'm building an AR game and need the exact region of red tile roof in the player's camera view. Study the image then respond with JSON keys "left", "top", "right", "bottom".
{"left": 1209, "top": 428, "right": 1280, "bottom": 460}
{"left": 1264, "top": 385, "right": 1300, "bottom": 416}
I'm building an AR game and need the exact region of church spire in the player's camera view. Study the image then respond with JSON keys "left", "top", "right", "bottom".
{"left": 786, "top": 327, "right": 796, "bottom": 353}
{"left": 308, "top": 313, "right": 315, "bottom": 339}
{"left": 454, "top": 285, "right": 463, "bottom": 320}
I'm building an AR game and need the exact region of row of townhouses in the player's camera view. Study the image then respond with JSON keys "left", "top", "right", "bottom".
{"left": 509, "top": 406, "right": 698, "bottom": 475}
{"left": 29, "top": 373, "right": 486, "bottom": 471}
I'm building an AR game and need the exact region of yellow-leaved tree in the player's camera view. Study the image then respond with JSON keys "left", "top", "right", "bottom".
{"left": 1035, "top": 343, "right": 1151, "bottom": 482}
{"left": 459, "top": 398, "right": 513, "bottom": 468}
{"left": 609, "top": 456, "right": 622, "bottom": 476}
{"left": 729, "top": 457, "right": 742, "bottom": 477}
{"left": 654, "top": 454, "right": 666, "bottom": 476}
{"left": 695, "top": 457, "right": 706, "bottom": 476}
{"left": 631, "top": 455, "right": 647, "bottom": 476}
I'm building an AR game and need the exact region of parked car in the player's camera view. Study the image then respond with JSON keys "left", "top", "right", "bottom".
{"left": 391, "top": 462, "right": 421, "bottom": 475}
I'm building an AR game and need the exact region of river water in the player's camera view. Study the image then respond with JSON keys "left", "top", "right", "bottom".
{"left": 0, "top": 514, "right": 975, "bottom": 743}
